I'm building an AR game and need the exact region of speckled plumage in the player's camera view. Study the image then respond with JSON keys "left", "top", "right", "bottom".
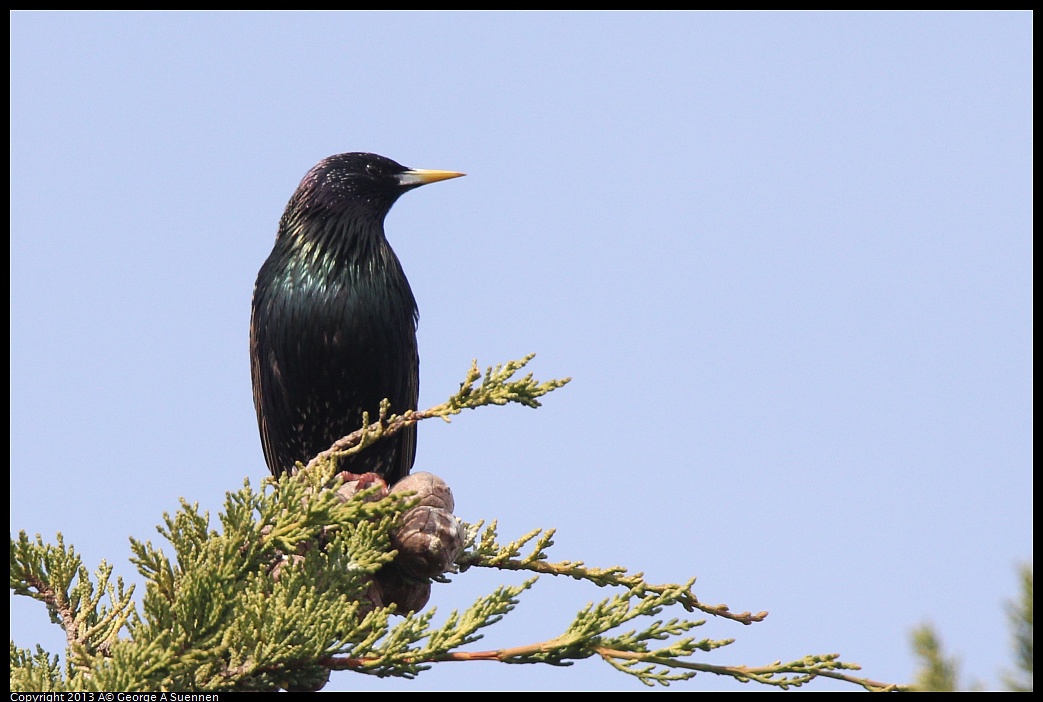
{"left": 250, "top": 153, "right": 462, "bottom": 482}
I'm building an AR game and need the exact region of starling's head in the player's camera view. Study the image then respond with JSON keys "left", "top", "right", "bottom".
{"left": 275, "top": 152, "right": 463, "bottom": 262}
{"left": 294, "top": 152, "right": 464, "bottom": 218}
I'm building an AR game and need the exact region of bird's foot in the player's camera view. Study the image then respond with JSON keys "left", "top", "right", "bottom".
{"left": 337, "top": 471, "right": 388, "bottom": 491}
{"left": 333, "top": 471, "right": 389, "bottom": 503}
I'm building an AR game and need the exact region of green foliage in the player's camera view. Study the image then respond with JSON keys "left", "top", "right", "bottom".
{"left": 910, "top": 563, "right": 1033, "bottom": 692}
{"left": 1002, "top": 563, "right": 1033, "bottom": 692}
{"left": 305, "top": 354, "right": 571, "bottom": 473}
{"left": 909, "top": 622, "right": 959, "bottom": 692}
{"left": 11, "top": 356, "right": 905, "bottom": 692}
{"left": 12, "top": 467, "right": 411, "bottom": 691}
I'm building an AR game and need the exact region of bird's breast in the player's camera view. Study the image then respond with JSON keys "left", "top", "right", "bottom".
{"left": 259, "top": 251, "right": 416, "bottom": 378}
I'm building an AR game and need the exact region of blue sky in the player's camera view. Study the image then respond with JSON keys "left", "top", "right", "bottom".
{"left": 10, "top": 11, "right": 1032, "bottom": 691}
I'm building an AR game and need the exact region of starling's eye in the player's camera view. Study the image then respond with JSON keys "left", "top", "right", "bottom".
{"left": 365, "top": 163, "right": 382, "bottom": 177}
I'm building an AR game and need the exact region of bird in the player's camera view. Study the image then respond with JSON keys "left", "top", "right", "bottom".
{"left": 250, "top": 152, "right": 464, "bottom": 483}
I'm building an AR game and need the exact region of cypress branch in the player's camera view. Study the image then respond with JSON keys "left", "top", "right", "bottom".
{"left": 10, "top": 355, "right": 905, "bottom": 692}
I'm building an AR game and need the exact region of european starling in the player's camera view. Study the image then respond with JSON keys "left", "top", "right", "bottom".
{"left": 250, "top": 152, "right": 463, "bottom": 482}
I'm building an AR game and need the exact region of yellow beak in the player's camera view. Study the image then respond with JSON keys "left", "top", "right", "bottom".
{"left": 398, "top": 168, "right": 466, "bottom": 187}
